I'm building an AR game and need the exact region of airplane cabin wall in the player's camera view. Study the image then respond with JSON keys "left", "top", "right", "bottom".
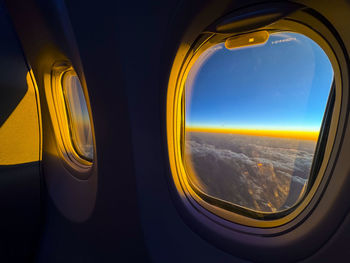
{"left": 2, "top": 0, "right": 350, "bottom": 262}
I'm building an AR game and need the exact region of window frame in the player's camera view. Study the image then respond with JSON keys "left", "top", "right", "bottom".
{"left": 182, "top": 31, "right": 336, "bottom": 220}
{"left": 48, "top": 61, "right": 95, "bottom": 174}
{"left": 167, "top": 16, "right": 342, "bottom": 228}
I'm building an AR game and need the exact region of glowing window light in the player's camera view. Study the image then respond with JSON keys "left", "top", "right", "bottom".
{"left": 62, "top": 70, "right": 93, "bottom": 161}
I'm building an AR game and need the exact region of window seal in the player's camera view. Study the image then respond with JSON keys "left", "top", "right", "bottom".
{"left": 48, "top": 61, "right": 95, "bottom": 174}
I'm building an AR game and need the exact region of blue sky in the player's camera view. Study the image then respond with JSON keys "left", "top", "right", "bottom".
{"left": 185, "top": 32, "right": 334, "bottom": 131}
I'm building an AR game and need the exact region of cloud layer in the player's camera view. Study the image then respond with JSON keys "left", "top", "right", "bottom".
{"left": 185, "top": 132, "right": 316, "bottom": 212}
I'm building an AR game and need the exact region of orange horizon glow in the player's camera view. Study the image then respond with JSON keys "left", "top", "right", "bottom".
{"left": 186, "top": 127, "right": 319, "bottom": 141}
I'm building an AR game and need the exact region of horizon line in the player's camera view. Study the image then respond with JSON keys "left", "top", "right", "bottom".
{"left": 186, "top": 127, "right": 319, "bottom": 141}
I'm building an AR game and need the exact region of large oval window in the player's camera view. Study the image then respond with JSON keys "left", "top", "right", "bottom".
{"left": 183, "top": 32, "right": 334, "bottom": 214}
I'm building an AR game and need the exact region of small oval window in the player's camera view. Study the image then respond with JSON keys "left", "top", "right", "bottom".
{"left": 62, "top": 70, "right": 93, "bottom": 161}
{"left": 183, "top": 32, "right": 334, "bottom": 214}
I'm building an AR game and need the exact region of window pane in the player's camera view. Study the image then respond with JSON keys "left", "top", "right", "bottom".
{"left": 184, "top": 32, "right": 334, "bottom": 213}
{"left": 63, "top": 71, "right": 93, "bottom": 161}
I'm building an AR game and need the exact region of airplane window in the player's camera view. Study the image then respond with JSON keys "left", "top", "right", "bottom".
{"left": 62, "top": 70, "right": 93, "bottom": 161}
{"left": 183, "top": 32, "right": 334, "bottom": 214}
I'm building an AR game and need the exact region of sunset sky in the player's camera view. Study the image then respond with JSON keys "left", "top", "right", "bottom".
{"left": 185, "top": 32, "right": 334, "bottom": 138}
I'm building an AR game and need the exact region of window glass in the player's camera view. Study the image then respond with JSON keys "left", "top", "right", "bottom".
{"left": 62, "top": 71, "right": 93, "bottom": 161}
{"left": 184, "top": 32, "right": 334, "bottom": 213}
